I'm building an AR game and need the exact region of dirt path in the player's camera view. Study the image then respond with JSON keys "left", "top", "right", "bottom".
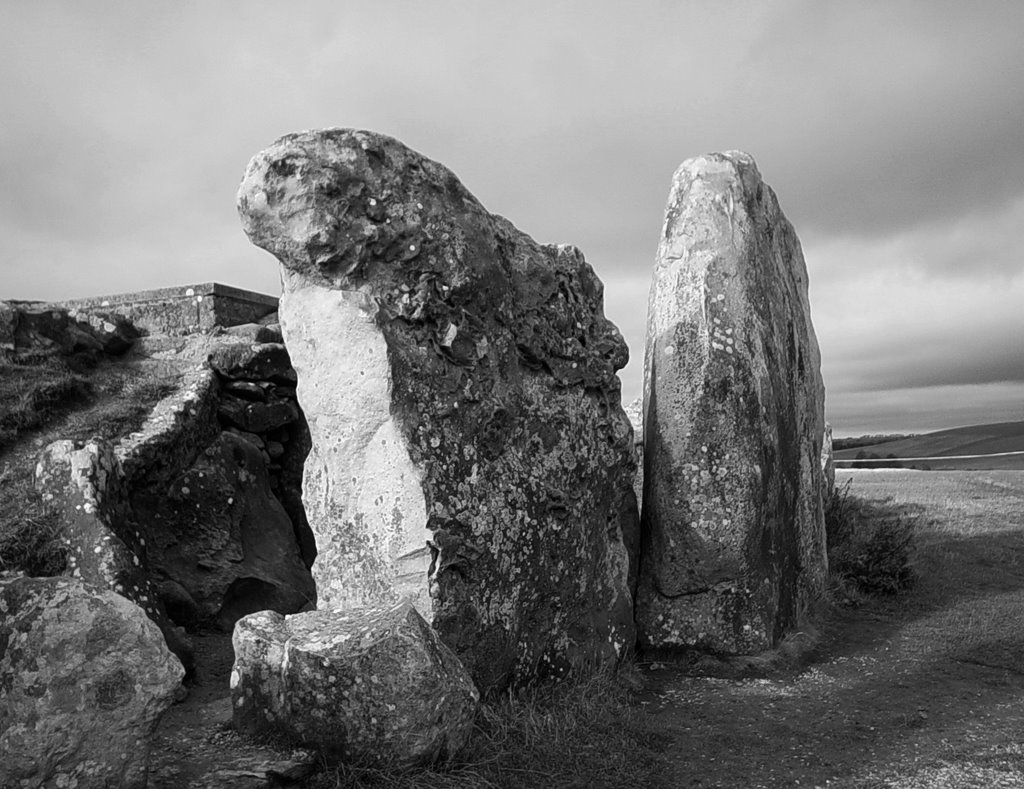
{"left": 640, "top": 470, "right": 1024, "bottom": 789}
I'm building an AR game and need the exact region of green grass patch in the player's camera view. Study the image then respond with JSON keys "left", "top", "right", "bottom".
{"left": 304, "top": 666, "right": 670, "bottom": 788}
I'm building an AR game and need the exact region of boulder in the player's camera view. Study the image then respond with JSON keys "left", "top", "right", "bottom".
{"left": 231, "top": 600, "right": 478, "bottom": 768}
{"left": 638, "top": 151, "right": 827, "bottom": 654}
{"left": 237, "top": 129, "right": 637, "bottom": 691}
{"left": 130, "top": 431, "right": 315, "bottom": 629}
{"left": 0, "top": 575, "right": 183, "bottom": 789}
{"left": 34, "top": 439, "right": 195, "bottom": 670}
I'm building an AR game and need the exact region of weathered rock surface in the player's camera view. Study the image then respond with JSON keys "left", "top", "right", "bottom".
{"left": 34, "top": 438, "right": 195, "bottom": 670}
{"left": 0, "top": 575, "right": 183, "bottom": 789}
{"left": 638, "top": 151, "right": 827, "bottom": 654}
{"left": 115, "top": 335, "right": 315, "bottom": 629}
{"left": 232, "top": 601, "right": 479, "bottom": 767}
{"left": 237, "top": 128, "right": 638, "bottom": 691}
{"left": 131, "top": 431, "right": 315, "bottom": 628}
{"left": 208, "top": 341, "right": 295, "bottom": 383}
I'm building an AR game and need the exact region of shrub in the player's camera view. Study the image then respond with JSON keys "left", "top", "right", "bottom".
{"left": 826, "top": 480, "right": 915, "bottom": 596}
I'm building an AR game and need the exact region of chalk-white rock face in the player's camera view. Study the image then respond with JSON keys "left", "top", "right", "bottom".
{"left": 0, "top": 575, "right": 184, "bottom": 789}
{"left": 231, "top": 601, "right": 478, "bottom": 768}
{"left": 821, "top": 422, "right": 836, "bottom": 507}
{"left": 279, "top": 284, "right": 433, "bottom": 615}
{"left": 237, "top": 129, "right": 638, "bottom": 692}
{"left": 638, "top": 151, "right": 827, "bottom": 654}
{"left": 625, "top": 397, "right": 644, "bottom": 514}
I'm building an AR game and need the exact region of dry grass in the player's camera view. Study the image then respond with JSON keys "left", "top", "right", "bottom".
{"left": 0, "top": 356, "right": 95, "bottom": 450}
{"left": 0, "top": 355, "right": 177, "bottom": 576}
{"left": 305, "top": 665, "right": 671, "bottom": 789}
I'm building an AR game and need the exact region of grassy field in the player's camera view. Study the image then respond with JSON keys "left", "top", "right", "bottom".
{"left": 834, "top": 421, "right": 1024, "bottom": 470}
{"left": 638, "top": 469, "right": 1024, "bottom": 788}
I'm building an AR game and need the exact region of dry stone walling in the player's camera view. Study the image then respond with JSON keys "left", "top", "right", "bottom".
{"left": 237, "top": 129, "right": 638, "bottom": 692}
{"left": 638, "top": 151, "right": 827, "bottom": 654}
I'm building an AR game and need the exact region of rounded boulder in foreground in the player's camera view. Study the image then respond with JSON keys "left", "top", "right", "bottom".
{"left": 231, "top": 600, "right": 479, "bottom": 768}
{"left": 0, "top": 575, "right": 185, "bottom": 789}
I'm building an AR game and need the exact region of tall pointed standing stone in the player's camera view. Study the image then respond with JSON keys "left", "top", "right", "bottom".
{"left": 237, "top": 129, "right": 638, "bottom": 692}
{"left": 638, "top": 151, "right": 827, "bottom": 654}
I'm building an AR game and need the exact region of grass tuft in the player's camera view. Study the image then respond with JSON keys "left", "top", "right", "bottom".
{"left": 0, "top": 466, "right": 67, "bottom": 576}
{"left": 826, "top": 480, "right": 916, "bottom": 598}
{"left": 0, "top": 363, "right": 94, "bottom": 449}
{"left": 303, "top": 664, "right": 670, "bottom": 788}
{"left": 0, "top": 355, "right": 178, "bottom": 577}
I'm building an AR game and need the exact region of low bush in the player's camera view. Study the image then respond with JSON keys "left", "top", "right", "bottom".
{"left": 826, "top": 480, "right": 916, "bottom": 597}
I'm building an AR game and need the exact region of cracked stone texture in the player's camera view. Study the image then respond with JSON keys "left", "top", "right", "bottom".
{"left": 638, "top": 151, "right": 827, "bottom": 655}
{"left": 130, "top": 431, "right": 315, "bottom": 629}
{"left": 237, "top": 128, "right": 638, "bottom": 692}
{"left": 0, "top": 575, "right": 183, "bottom": 789}
{"left": 232, "top": 601, "right": 478, "bottom": 768}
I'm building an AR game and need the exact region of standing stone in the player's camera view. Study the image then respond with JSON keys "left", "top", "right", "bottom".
{"left": 237, "top": 129, "right": 637, "bottom": 692}
{"left": 0, "top": 576, "right": 183, "bottom": 789}
{"left": 638, "top": 151, "right": 827, "bottom": 654}
{"left": 232, "top": 601, "right": 478, "bottom": 768}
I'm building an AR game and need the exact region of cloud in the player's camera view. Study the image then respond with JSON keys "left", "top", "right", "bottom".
{"left": 2, "top": 2, "right": 1022, "bottom": 437}
{"left": 827, "top": 382, "right": 1024, "bottom": 438}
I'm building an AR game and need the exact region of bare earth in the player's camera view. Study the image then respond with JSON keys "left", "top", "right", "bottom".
{"left": 640, "top": 470, "right": 1024, "bottom": 789}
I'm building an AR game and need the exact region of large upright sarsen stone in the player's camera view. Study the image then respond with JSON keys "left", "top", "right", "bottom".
{"left": 638, "top": 152, "right": 827, "bottom": 654}
{"left": 237, "top": 129, "right": 637, "bottom": 692}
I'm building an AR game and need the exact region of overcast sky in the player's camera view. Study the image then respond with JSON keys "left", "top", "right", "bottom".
{"left": 2, "top": 1, "right": 1022, "bottom": 436}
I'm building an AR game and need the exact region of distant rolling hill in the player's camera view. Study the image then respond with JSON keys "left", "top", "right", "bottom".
{"left": 834, "top": 421, "right": 1024, "bottom": 470}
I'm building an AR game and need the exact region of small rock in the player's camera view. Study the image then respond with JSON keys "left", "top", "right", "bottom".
{"left": 219, "top": 398, "right": 298, "bottom": 434}
{"left": 208, "top": 342, "right": 296, "bottom": 383}
{"left": 222, "top": 380, "right": 268, "bottom": 402}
